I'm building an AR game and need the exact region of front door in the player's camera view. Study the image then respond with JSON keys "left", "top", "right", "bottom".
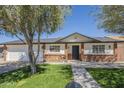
{"left": 72, "top": 45, "right": 79, "bottom": 60}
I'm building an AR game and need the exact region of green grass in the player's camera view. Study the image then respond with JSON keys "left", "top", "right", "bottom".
{"left": 0, "top": 64, "right": 73, "bottom": 88}
{"left": 86, "top": 68, "right": 124, "bottom": 88}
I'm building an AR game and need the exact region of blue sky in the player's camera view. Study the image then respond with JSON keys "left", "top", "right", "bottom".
{"left": 0, "top": 5, "right": 120, "bottom": 43}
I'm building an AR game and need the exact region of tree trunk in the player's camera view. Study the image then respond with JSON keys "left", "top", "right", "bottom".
{"left": 30, "top": 62, "right": 37, "bottom": 74}
{"left": 35, "top": 31, "right": 41, "bottom": 63}
{"left": 28, "top": 43, "right": 37, "bottom": 74}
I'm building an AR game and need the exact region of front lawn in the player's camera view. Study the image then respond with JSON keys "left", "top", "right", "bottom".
{"left": 0, "top": 64, "right": 73, "bottom": 88}
{"left": 86, "top": 68, "right": 124, "bottom": 88}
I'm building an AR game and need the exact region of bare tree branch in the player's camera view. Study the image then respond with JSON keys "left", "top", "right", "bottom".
{"left": 15, "top": 34, "right": 25, "bottom": 44}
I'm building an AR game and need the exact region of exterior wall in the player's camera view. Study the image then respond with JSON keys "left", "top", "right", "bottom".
{"left": 0, "top": 45, "right": 6, "bottom": 62}
{"left": 81, "top": 55, "right": 117, "bottom": 62}
{"left": 45, "top": 54, "right": 65, "bottom": 62}
{"left": 34, "top": 42, "right": 124, "bottom": 62}
{"left": 81, "top": 43, "right": 118, "bottom": 62}
{"left": 117, "top": 43, "right": 124, "bottom": 61}
{"left": 6, "top": 44, "right": 43, "bottom": 62}
{"left": 44, "top": 44, "right": 66, "bottom": 62}
{"left": 4, "top": 42, "right": 124, "bottom": 62}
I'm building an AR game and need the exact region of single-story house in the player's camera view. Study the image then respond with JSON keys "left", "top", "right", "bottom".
{"left": 0, "top": 32, "right": 124, "bottom": 63}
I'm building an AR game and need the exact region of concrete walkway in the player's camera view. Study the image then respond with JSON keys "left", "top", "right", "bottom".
{"left": 71, "top": 63, "right": 100, "bottom": 88}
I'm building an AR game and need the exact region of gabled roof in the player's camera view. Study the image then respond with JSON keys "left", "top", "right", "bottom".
{"left": 94, "top": 37, "right": 117, "bottom": 42}
{"left": 107, "top": 36, "right": 124, "bottom": 41}
{"left": 94, "top": 37, "right": 124, "bottom": 42}
{"left": 1, "top": 32, "right": 124, "bottom": 45}
{"left": 0, "top": 37, "right": 63, "bottom": 45}
{"left": 57, "top": 32, "right": 100, "bottom": 42}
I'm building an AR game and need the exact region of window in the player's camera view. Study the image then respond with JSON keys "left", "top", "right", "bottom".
{"left": 92, "top": 45, "right": 105, "bottom": 54}
{"left": 50, "top": 46, "right": 60, "bottom": 52}
{"left": 0, "top": 48, "right": 3, "bottom": 53}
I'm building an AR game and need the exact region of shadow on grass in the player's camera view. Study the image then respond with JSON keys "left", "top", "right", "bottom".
{"left": 0, "top": 64, "right": 49, "bottom": 84}
{"left": 87, "top": 68, "right": 124, "bottom": 88}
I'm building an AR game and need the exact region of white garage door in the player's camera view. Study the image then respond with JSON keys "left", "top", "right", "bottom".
{"left": 7, "top": 52, "right": 43, "bottom": 62}
{"left": 6, "top": 45, "right": 43, "bottom": 62}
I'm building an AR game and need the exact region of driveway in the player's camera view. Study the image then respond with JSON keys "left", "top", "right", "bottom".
{"left": 0, "top": 61, "right": 46, "bottom": 74}
{"left": 0, "top": 62, "right": 27, "bottom": 74}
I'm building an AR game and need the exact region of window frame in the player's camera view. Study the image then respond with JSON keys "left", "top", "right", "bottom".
{"left": 84, "top": 43, "right": 114, "bottom": 55}
{"left": 92, "top": 45, "right": 105, "bottom": 54}
{"left": 49, "top": 46, "right": 60, "bottom": 52}
{"left": 0, "top": 47, "right": 4, "bottom": 53}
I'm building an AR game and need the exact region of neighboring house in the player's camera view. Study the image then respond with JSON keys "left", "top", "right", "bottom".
{"left": 0, "top": 32, "right": 124, "bottom": 63}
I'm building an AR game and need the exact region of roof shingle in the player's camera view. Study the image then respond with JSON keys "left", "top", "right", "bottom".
{"left": 1, "top": 32, "right": 124, "bottom": 45}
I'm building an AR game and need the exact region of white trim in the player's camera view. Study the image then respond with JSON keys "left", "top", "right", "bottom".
{"left": 45, "top": 44, "right": 65, "bottom": 54}
{"left": 84, "top": 43, "right": 114, "bottom": 55}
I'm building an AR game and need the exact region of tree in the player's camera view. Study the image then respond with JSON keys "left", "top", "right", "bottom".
{"left": 96, "top": 5, "right": 124, "bottom": 34}
{"left": 0, "top": 5, "right": 71, "bottom": 74}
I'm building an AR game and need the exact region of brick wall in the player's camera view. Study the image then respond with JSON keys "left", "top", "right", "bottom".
{"left": 68, "top": 53, "right": 71, "bottom": 60}
{"left": 117, "top": 43, "right": 124, "bottom": 61}
{"left": 45, "top": 54, "right": 66, "bottom": 62}
{"left": 81, "top": 55, "right": 117, "bottom": 62}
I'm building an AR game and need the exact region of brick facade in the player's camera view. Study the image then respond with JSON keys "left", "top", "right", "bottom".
{"left": 81, "top": 55, "right": 117, "bottom": 62}
{"left": 80, "top": 43, "right": 84, "bottom": 61}
{"left": 68, "top": 53, "right": 71, "bottom": 60}
{"left": 117, "top": 43, "right": 124, "bottom": 61}
{"left": 45, "top": 54, "right": 66, "bottom": 62}
{"left": 44, "top": 42, "right": 124, "bottom": 62}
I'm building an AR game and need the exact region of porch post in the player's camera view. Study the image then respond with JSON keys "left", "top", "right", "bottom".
{"left": 65, "top": 43, "right": 68, "bottom": 61}
{"left": 80, "top": 43, "right": 84, "bottom": 61}
{"left": 42, "top": 43, "right": 46, "bottom": 62}
{"left": 114, "top": 42, "right": 118, "bottom": 61}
